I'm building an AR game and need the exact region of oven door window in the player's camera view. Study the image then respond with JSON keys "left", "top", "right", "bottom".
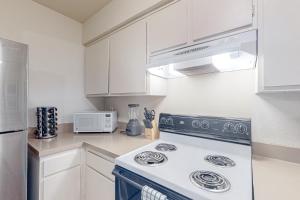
{"left": 113, "top": 166, "right": 191, "bottom": 200}
{"left": 116, "top": 180, "right": 141, "bottom": 200}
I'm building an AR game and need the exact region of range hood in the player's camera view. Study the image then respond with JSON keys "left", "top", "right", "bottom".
{"left": 147, "top": 30, "right": 257, "bottom": 78}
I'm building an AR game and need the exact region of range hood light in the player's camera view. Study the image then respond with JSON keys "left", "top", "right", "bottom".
{"left": 148, "top": 64, "right": 186, "bottom": 79}
{"left": 212, "top": 51, "right": 256, "bottom": 72}
{"left": 0, "top": 60, "right": 2, "bottom": 64}
{"left": 147, "top": 31, "right": 257, "bottom": 78}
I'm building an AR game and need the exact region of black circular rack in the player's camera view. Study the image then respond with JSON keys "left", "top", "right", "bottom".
{"left": 35, "top": 107, "right": 58, "bottom": 139}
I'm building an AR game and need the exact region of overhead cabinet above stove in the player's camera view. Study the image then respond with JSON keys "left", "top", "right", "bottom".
{"left": 147, "top": 0, "right": 255, "bottom": 56}
{"left": 190, "top": 0, "right": 254, "bottom": 43}
{"left": 146, "top": 0, "right": 257, "bottom": 78}
{"left": 147, "top": 0, "right": 189, "bottom": 54}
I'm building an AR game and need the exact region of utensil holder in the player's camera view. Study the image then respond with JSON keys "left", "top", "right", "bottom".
{"left": 144, "top": 121, "right": 159, "bottom": 140}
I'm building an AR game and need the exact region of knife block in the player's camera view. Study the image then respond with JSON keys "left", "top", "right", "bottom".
{"left": 144, "top": 121, "right": 159, "bottom": 140}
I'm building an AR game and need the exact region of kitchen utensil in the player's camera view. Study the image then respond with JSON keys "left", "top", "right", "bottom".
{"left": 144, "top": 108, "right": 155, "bottom": 121}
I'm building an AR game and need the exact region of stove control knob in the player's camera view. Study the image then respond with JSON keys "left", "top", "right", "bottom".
{"left": 235, "top": 123, "right": 248, "bottom": 135}
{"left": 167, "top": 117, "right": 174, "bottom": 126}
{"left": 160, "top": 117, "right": 167, "bottom": 125}
{"left": 223, "top": 122, "right": 235, "bottom": 132}
{"left": 200, "top": 120, "right": 210, "bottom": 129}
{"left": 192, "top": 120, "right": 201, "bottom": 128}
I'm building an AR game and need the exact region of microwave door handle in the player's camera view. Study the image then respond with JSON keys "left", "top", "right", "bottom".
{"left": 112, "top": 169, "right": 144, "bottom": 190}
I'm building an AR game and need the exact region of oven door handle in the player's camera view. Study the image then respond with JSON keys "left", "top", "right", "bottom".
{"left": 112, "top": 168, "right": 144, "bottom": 190}
{"left": 113, "top": 167, "right": 172, "bottom": 200}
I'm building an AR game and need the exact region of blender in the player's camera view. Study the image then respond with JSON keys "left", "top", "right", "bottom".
{"left": 126, "top": 104, "right": 142, "bottom": 136}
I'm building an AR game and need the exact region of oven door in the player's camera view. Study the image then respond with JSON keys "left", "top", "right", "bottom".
{"left": 113, "top": 166, "right": 191, "bottom": 200}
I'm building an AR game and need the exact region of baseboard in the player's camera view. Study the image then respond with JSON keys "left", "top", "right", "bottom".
{"left": 253, "top": 142, "right": 300, "bottom": 164}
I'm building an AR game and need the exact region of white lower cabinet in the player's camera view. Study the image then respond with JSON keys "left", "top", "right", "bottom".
{"left": 28, "top": 148, "right": 82, "bottom": 200}
{"left": 85, "top": 166, "right": 114, "bottom": 200}
{"left": 85, "top": 150, "right": 115, "bottom": 200}
{"left": 28, "top": 147, "right": 116, "bottom": 200}
{"left": 43, "top": 166, "right": 81, "bottom": 200}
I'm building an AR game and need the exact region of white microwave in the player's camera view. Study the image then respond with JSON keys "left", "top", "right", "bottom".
{"left": 73, "top": 111, "right": 117, "bottom": 133}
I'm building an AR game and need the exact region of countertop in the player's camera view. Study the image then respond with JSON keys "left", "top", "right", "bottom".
{"left": 28, "top": 131, "right": 300, "bottom": 199}
{"left": 28, "top": 130, "right": 152, "bottom": 158}
{"left": 252, "top": 155, "right": 300, "bottom": 200}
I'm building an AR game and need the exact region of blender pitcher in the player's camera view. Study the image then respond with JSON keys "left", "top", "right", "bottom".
{"left": 126, "top": 104, "right": 142, "bottom": 136}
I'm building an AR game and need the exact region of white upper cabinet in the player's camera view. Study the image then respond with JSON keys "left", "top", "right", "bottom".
{"left": 83, "top": 0, "right": 174, "bottom": 44}
{"left": 85, "top": 39, "right": 109, "bottom": 95}
{"left": 190, "top": 0, "right": 253, "bottom": 42}
{"left": 148, "top": 0, "right": 188, "bottom": 54}
{"left": 258, "top": 0, "right": 300, "bottom": 92}
{"left": 109, "top": 20, "right": 147, "bottom": 94}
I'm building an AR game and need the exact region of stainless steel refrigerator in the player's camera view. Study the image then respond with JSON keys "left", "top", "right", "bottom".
{"left": 0, "top": 38, "right": 28, "bottom": 200}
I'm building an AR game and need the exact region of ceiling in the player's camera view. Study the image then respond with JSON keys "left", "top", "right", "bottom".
{"left": 32, "top": 0, "right": 111, "bottom": 22}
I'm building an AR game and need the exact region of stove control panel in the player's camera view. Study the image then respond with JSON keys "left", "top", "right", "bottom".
{"left": 159, "top": 113, "right": 251, "bottom": 145}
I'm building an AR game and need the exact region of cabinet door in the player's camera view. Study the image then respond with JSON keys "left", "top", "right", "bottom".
{"left": 43, "top": 166, "right": 81, "bottom": 200}
{"left": 191, "top": 0, "right": 253, "bottom": 41}
{"left": 85, "top": 39, "right": 109, "bottom": 95}
{"left": 85, "top": 166, "right": 114, "bottom": 200}
{"left": 109, "top": 20, "right": 147, "bottom": 94}
{"left": 261, "top": 0, "right": 300, "bottom": 90}
{"left": 148, "top": 0, "right": 188, "bottom": 54}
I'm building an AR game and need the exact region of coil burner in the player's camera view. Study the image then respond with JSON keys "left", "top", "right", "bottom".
{"left": 155, "top": 143, "right": 177, "bottom": 152}
{"left": 134, "top": 151, "right": 168, "bottom": 166}
{"left": 190, "top": 171, "right": 231, "bottom": 193}
{"left": 205, "top": 155, "right": 236, "bottom": 167}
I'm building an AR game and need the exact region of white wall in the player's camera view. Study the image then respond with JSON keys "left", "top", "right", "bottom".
{"left": 0, "top": 0, "right": 103, "bottom": 126}
{"left": 105, "top": 70, "right": 300, "bottom": 148}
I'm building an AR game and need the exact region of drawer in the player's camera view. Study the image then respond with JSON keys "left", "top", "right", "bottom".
{"left": 43, "top": 149, "right": 81, "bottom": 177}
{"left": 86, "top": 151, "right": 115, "bottom": 181}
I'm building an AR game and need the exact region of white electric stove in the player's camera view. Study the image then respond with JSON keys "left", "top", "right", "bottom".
{"left": 114, "top": 113, "right": 253, "bottom": 200}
